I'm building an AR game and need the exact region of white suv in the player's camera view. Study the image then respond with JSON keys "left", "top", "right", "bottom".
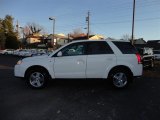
{"left": 14, "top": 40, "right": 143, "bottom": 89}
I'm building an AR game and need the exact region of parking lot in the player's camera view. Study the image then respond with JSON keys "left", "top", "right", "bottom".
{"left": 0, "top": 55, "right": 160, "bottom": 120}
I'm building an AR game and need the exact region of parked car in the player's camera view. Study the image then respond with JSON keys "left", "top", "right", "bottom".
{"left": 136, "top": 47, "right": 155, "bottom": 68}
{"left": 1, "top": 49, "right": 14, "bottom": 55}
{"left": 32, "top": 49, "right": 47, "bottom": 56}
{"left": 153, "top": 50, "right": 160, "bottom": 60}
{"left": 0, "top": 50, "right": 4, "bottom": 54}
{"left": 14, "top": 40, "right": 143, "bottom": 89}
{"left": 17, "top": 49, "right": 30, "bottom": 57}
{"left": 13, "top": 49, "right": 23, "bottom": 56}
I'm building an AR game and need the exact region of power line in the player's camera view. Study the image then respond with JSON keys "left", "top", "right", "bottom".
{"left": 91, "top": 17, "right": 160, "bottom": 26}
{"left": 52, "top": 16, "right": 160, "bottom": 34}
{"left": 45, "top": 0, "right": 160, "bottom": 35}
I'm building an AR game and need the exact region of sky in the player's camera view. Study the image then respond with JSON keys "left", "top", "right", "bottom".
{"left": 0, "top": 0, "right": 160, "bottom": 41}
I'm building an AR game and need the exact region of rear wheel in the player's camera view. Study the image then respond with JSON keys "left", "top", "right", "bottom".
{"left": 109, "top": 69, "right": 132, "bottom": 88}
{"left": 26, "top": 69, "right": 48, "bottom": 88}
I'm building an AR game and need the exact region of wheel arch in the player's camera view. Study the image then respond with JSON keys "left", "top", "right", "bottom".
{"left": 24, "top": 65, "right": 51, "bottom": 79}
{"left": 108, "top": 65, "right": 133, "bottom": 78}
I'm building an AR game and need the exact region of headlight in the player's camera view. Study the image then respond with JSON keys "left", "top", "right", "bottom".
{"left": 17, "top": 60, "right": 23, "bottom": 65}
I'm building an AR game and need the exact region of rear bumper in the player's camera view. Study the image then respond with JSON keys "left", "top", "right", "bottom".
{"left": 132, "top": 64, "right": 143, "bottom": 77}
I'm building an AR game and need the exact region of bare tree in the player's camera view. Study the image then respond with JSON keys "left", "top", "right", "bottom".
{"left": 121, "top": 34, "right": 131, "bottom": 41}
{"left": 70, "top": 28, "right": 85, "bottom": 38}
{"left": 23, "top": 22, "right": 44, "bottom": 37}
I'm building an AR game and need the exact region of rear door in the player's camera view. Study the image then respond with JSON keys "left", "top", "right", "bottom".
{"left": 86, "top": 41, "right": 116, "bottom": 78}
{"left": 112, "top": 41, "right": 143, "bottom": 76}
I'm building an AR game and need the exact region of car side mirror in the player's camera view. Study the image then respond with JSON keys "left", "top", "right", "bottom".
{"left": 57, "top": 51, "right": 62, "bottom": 57}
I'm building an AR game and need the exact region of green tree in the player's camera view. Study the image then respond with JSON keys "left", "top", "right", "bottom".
{"left": 5, "top": 34, "right": 20, "bottom": 49}
{"left": 0, "top": 15, "right": 20, "bottom": 49}
{"left": 0, "top": 19, "right": 6, "bottom": 49}
{"left": 2, "top": 15, "right": 14, "bottom": 33}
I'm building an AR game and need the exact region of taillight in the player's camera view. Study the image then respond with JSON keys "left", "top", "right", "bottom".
{"left": 136, "top": 53, "right": 142, "bottom": 64}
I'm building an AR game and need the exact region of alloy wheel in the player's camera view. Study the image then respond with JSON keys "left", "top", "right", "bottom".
{"left": 112, "top": 72, "right": 128, "bottom": 88}
{"left": 29, "top": 72, "right": 45, "bottom": 88}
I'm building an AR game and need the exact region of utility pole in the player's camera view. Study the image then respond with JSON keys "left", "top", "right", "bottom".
{"left": 86, "top": 11, "right": 90, "bottom": 39}
{"left": 131, "top": 0, "right": 136, "bottom": 45}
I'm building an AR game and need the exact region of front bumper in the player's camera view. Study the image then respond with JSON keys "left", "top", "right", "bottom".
{"left": 14, "top": 65, "right": 25, "bottom": 78}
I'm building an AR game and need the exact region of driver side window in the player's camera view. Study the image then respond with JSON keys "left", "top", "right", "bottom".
{"left": 61, "top": 43, "right": 86, "bottom": 56}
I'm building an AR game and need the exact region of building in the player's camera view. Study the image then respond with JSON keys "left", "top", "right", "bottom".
{"left": 133, "top": 38, "right": 160, "bottom": 50}
{"left": 26, "top": 34, "right": 42, "bottom": 44}
{"left": 147, "top": 40, "right": 160, "bottom": 50}
{"left": 134, "top": 38, "right": 147, "bottom": 48}
{"left": 72, "top": 34, "right": 105, "bottom": 41}
{"left": 134, "top": 38, "right": 147, "bottom": 44}
{"left": 46, "top": 34, "right": 71, "bottom": 48}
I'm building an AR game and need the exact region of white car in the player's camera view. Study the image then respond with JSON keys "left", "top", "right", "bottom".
{"left": 18, "top": 49, "right": 31, "bottom": 57}
{"left": 153, "top": 50, "right": 160, "bottom": 60}
{"left": 14, "top": 40, "right": 143, "bottom": 89}
{"left": 1, "top": 49, "right": 14, "bottom": 55}
{"left": 32, "top": 49, "right": 47, "bottom": 56}
{"left": 13, "top": 49, "right": 24, "bottom": 56}
{"left": 0, "top": 50, "right": 4, "bottom": 54}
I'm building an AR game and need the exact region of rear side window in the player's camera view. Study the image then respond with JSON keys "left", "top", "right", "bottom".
{"left": 113, "top": 41, "right": 137, "bottom": 54}
{"left": 87, "top": 41, "right": 113, "bottom": 55}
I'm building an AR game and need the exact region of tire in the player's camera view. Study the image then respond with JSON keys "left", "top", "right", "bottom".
{"left": 26, "top": 69, "right": 48, "bottom": 89}
{"left": 109, "top": 69, "right": 132, "bottom": 88}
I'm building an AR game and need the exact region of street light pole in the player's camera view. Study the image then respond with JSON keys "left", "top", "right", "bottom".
{"left": 49, "top": 17, "right": 56, "bottom": 49}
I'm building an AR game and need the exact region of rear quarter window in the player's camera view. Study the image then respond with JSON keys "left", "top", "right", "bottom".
{"left": 112, "top": 41, "right": 137, "bottom": 54}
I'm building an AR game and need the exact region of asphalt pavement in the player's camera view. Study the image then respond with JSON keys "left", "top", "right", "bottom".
{"left": 0, "top": 55, "right": 160, "bottom": 120}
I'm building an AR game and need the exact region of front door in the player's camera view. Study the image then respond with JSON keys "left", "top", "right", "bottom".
{"left": 54, "top": 42, "right": 87, "bottom": 78}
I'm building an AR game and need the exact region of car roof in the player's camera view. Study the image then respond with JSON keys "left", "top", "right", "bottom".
{"left": 70, "top": 39, "right": 130, "bottom": 43}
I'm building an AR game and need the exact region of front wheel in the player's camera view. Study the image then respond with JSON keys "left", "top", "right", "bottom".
{"left": 26, "top": 70, "right": 48, "bottom": 88}
{"left": 109, "top": 69, "right": 132, "bottom": 88}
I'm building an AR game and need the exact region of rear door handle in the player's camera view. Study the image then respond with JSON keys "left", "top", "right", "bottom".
{"left": 77, "top": 59, "right": 85, "bottom": 65}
